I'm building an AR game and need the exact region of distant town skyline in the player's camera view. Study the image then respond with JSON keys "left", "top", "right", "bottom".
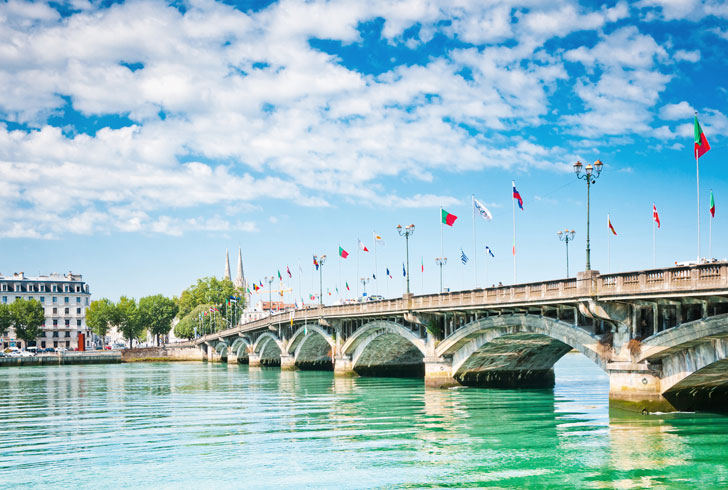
{"left": 0, "top": 0, "right": 726, "bottom": 301}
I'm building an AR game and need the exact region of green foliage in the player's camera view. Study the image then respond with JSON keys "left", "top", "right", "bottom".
{"left": 0, "top": 303, "right": 11, "bottom": 336}
{"left": 9, "top": 298, "right": 45, "bottom": 344}
{"left": 177, "top": 277, "right": 243, "bottom": 319}
{"left": 86, "top": 298, "right": 120, "bottom": 339}
{"left": 174, "top": 304, "right": 221, "bottom": 339}
{"left": 426, "top": 318, "right": 442, "bottom": 338}
{"left": 138, "top": 295, "right": 178, "bottom": 345}
{"left": 117, "top": 296, "right": 144, "bottom": 348}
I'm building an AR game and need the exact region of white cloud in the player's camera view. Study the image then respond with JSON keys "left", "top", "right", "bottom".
{"left": 660, "top": 101, "right": 694, "bottom": 120}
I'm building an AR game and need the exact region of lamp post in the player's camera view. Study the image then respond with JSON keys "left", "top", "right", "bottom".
{"left": 314, "top": 254, "right": 326, "bottom": 306}
{"left": 397, "top": 224, "right": 415, "bottom": 294}
{"left": 557, "top": 229, "right": 576, "bottom": 278}
{"left": 360, "top": 277, "right": 370, "bottom": 297}
{"left": 574, "top": 159, "right": 604, "bottom": 271}
{"left": 265, "top": 276, "right": 275, "bottom": 314}
{"left": 435, "top": 257, "right": 447, "bottom": 293}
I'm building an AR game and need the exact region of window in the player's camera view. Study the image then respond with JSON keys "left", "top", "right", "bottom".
{"left": 85, "top": 298, "right": 89, "bottom": 305}
{"left": 53, "top": 341, "right": 58, "bottom": 348}
{"left": 64, "top": 320, "right": 70, "bottom": 327}
{"left": 28, "top": 296, "right": 33, "bottom": 301}
{"left": 53, "top": 319, "right": 58, "bottom": 326}
{"left": 76, "top": 320, "right": 81, "bottom": 327}
{"left": 52, "top": 307, "right": 57, "bottom": 314}
{"left": 76, "top": 308, "right": 81, "bottom": 315}
{"left": 65, "top": 331, "right": 70, "bottom": 337}
{"left": 66, "top": 341, "right": 70, "bottom": 348}
{"left": 40, "top": 297, "right": 45, "bottom": 303}
{"left": 64, "top": 297, "right": 69, "bottom": 304}
{"left": 1, "top": 297, "right": 6, "bottom": 304}
{"left": 52, "top": 285, "right": 57, "bottom": 293}
{"left": 64, "top": 285, "right": 69, "bottom": 293}
{"left": 52, "top": 296, "right": 57, "bottom": 303}
{"left": 41, "top": 341, "right": 46, "bottom": 348}
{"left": 0, "top": 284, "right": 6, "bottom": 292}
{"left": 76, "top": 297, "right": 81, "bottom": 304}
{"left": 75, "top": 286, "right": 80, "bottom": 293}
{"left": 40, "top": 284, "right": 45, "bottom": 292}
{"left": 52, "top": 332, "right": 58, "bottom": 338}
{"left": 64, "top": 308, "right": 69, "bottom": 315}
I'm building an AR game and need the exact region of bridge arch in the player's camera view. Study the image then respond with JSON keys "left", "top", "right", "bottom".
{"left": 286, "top": 325, "right": 335, "bottom": 370}
{"left": 342, "top": 320, "right": 427, "bottom": 377}
{"left": 214, "top": 341, "right": 228, "bottom": 356}
{"left": 435, "top": 314, "right": 606, "bottom": 387}
{"left": 253, "top": 332, "right": 284, "bottom": 366}
{"left": 230, "top": 337, "right": 252, "bottom": 359}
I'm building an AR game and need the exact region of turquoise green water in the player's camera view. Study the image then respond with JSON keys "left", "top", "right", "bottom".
{"left": 1, "top": 355, "right": 728, "bottom": 489}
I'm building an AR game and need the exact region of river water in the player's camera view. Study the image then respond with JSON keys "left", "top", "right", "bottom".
{"left": 1, "top": 354, "right": 727, "bottom": 489}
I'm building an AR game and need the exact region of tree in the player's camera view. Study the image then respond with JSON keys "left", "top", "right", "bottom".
{"left": 117, "top": 296, "right": 144, "bottom": 348}
{"left": 177, "top": 277, "right": 243, "bottom": 320}
{"left": 86, "top": 298, "right": 121, "bottom": 341}
{"left": 174, "top": 304, "right": 216, "bottom": 340}
{"left": 138, "top": 295, "right": 178, "bottom": 346}
{"left": 0, "top": 303, "right": 12, "bottom": 337}
{"left": 10, "top": 298, "right": 45, "bottom": 347}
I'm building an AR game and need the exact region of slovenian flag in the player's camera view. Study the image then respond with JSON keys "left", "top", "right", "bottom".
{"left": 512, "top": 181, "right": 524, "bottom": 210}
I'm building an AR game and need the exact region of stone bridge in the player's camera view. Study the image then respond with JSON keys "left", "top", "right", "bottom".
{"left": 195, "top": 264, "right": 728, "bottom": 413}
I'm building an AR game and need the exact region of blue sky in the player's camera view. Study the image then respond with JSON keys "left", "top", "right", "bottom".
{"left": 0, "top": 0, "right": 726, "bottom": 303}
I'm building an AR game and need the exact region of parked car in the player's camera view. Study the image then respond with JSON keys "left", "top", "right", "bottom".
{"left": 43, "top": 347, "right": 56, "bottom": 353}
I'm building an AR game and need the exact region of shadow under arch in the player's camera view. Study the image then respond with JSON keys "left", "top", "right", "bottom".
{"left": 253, "top": 332, "right": 283, "bottom": 367}
{"left": 230, "top": 337, "right": 251, "bottom": 363}
{"left": 341, "top": 320, "right": 427, "bottom": 378}
{"left": 436, "top": 314, "right": 606, "bottom": 388}
{"left": 288, "top": 325, "right": 335, "bottom": 370}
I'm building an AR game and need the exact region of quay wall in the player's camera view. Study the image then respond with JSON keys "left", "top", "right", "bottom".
{"left": 121, "top": 346, "right": 203, "bottom": 362}
{"left": 0, "top": 351, "right": 121, "bottom": 366}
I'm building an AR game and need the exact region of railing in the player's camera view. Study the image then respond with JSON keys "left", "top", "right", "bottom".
{"left": 195, "top": 262, "right": 728, "bottom": 344}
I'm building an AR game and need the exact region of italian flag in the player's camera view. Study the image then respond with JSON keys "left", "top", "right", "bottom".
{"left": 441, "top": 209, "right": 458, "bottom": 226}
{"left": 278, "top": 270, "right": 282, "bottom": 280}
{"left": 339, "top": 246, "right": 349, "bottom": 259}
{"left": 694, "top": 114, "right": 711, "bottom": 159}
{"left": 710, "top": 190, "right": 715, "bottom": 218}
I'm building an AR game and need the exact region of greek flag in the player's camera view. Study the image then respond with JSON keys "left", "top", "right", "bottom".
{"left": 486, "top": 246, "right": 495, "bottom": 257}
{"left": 461, "top": 248, "right": 469, "bottom": 265}
{"left": 473, "top": 197, "right": 493, "bottom": 221}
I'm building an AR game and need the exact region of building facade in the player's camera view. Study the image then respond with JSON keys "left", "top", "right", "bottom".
{"left": 0, "top": 272, "right": 92, "bottom": 350}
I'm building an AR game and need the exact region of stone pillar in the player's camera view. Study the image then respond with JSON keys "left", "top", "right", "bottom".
{"left": 248, "top": 353, "right": 261, "bottom": 367}
{"left": 607, "top": 361, "right": 675, "bottom": 413}
{"left": 333, "top": 355, "right": 357, "bottom": 377}
{"left": 280, "top": 354, "right": 296, "bottom": 370}
{"left": 424, "top": 357, "right": 458, "bottom": 388}
{"left": 227, "top": 350, "right": 238, "bottom": 366}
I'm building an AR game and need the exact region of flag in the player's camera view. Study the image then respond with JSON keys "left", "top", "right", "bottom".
{"left": 229, "top": 297, "right": 238, "bottom": 303}
{"left": 421, "top": 257, "right": 424, "bottom": 273}
{"left": 310, "top": 294, "right": 316, "bottom": 300}
{"left": 346, "top": 281, "right": 350, "bottom": 291}
{"left": 246, "top": 287, "right": 251, "bottom": 294}
{"left": 608, "top": 214, "right": 617, "bottom": 235}
{"left": 694, "top": 114, "right": 711, "bottom": 159}
{"left": 461, "top": 248, "right": 469, "bottom": 265}
{"left": 287, "top": 265, "right": 292, "bottom": 278}
{"left": 474, "top": 197, "right": 493, "bottom": 220}
{"left": 313, "top": 255, "right": 319, "bottom": 270}
{"left": 710, "top": 190, "right": 715, "bottom": 218}
{"left": 387, "top": 267, "right": 392, "bottom": 279}
{"left": 358, "top": 240, "right": 369, "bottom": 252}
{"left": 374, "top": 233, "right": 385, "bottom": 246}
{"left": 339, "top": 246, "right": 349, "bottom": 259}
{"left": 278, "top": 270, "right": 282, "bottom": 280}
{"left": 485, "top": 246, "right": 495, "bottom": 257}
{"left": 653, "top": 204, "right": 660, "bottom": 228}
{"left": 402, "top": 262, "right": 406, "bottom": 277}
{"left": 259, "top": 280, "right": 263, "bottom": 287}
{"left": 373, "top": 273, "right": 376, "bottom": 280}
{"left": 441, "top": 209, "right": 458, "bottom": 226}
{"left": 512, "top": 181, "right": 524, "bottom": 210}
{"left": 327, "top": 288, "right": 331, "bottom": 296}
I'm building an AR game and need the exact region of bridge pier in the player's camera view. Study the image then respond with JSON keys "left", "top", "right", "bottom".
{"left": 248, "top": 353, "right": 261, "bottom": 367}
{"left": 333, "top": 356, "right": 356, "bottom": 377}
{"left": 227, "top": 350, "right": 238, "bottom": 366}
{"left": 607, "top": 362, "right": 675, "bottom": 413}
{"left": 424, "top": 357, "right": 457, "bottom": 388}
{"left": 280, "top": 355, "right": 296, "bottom": 370}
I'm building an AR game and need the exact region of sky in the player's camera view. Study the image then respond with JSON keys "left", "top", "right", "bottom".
{"left": 0, "top": 0, "right": 726, "bottom": 303}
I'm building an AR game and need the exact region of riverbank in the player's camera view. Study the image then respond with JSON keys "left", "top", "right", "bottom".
{"left": 120, "top": 346, "right": 203, "bottom": 362}
{"left": 0, "top": 351, "right": 121, "bottom": 366}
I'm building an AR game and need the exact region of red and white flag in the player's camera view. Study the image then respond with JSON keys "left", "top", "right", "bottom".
{"left": 653, "top": 204, "right": 660, "bottom": 228}
{"left": 358, "top": 239, "right": 369, "bottom": 252}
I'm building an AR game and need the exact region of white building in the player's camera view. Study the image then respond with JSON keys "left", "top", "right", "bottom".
{"left": 0, "top": 272, "right": 92, "bottom": 350}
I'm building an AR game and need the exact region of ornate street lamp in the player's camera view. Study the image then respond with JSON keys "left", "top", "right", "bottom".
{"left": 360, "top": 277, "right": 370, "bottom": 297}
{"left": 265, "top": 276, "right": 275, "bottom": 314}
{"left": 557, "top": 229, "right": 576, "bottom": 278}
{"left": 314, "top": 254, "right": 326, "bottom": 306}
{"left": 435, "top": 257, "right": 447, "bottom": 293}
{"left": 397, "top": 224, "right": 415, "bottom": 294}
{"left": 574, "top": 159, "right": 604, "bottom": 271}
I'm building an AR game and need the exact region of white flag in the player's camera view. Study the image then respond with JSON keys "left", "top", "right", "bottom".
{"left": 474, "top": 198, "right": 493, "bottom": 221}
{"left": 373, "top": 233, "right": 385, "bottom": 247}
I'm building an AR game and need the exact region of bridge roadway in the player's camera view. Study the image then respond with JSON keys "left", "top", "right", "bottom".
{"left": 194, "top": 264, "right": 728, "bottom": 413}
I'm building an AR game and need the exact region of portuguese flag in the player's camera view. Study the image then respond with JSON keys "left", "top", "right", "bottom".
{"left": 710, "top": 190, "right": 715, "bottom": 218}
{"left": 339, "top": 246, "right": 349, "bottom": 259}
{"left": 694, "top": 114, "right": 711, "bottom": 159}
{"left": 441, "top": 208, "right": 458, "bottom": 226}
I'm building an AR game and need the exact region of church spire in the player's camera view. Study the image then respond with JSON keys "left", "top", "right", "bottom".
{"left": 235, "top": 247, "right": 245, "bottom": 289}
{"left": 224, "top": 249, "right": 231, "bottom": 280}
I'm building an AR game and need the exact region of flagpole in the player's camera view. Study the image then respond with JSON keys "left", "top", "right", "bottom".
{"left": 696, "top": 112, "right": 701, "bottom": 262}
{"left": 440, "top": 206, "right": 445, "bottom": 290}
{"left": 709, "top": 190, "right": 713, "bottom": 260}
{"left": 373, "top": 231, "right": 379, "bottom": 295}
{"left": 356, "top": 243, "right": 360, "bottom": 298}
{"left": 472, "top": 194, "right": 477, "bottom": 288}
{"left": 338, "top": 247, "right": 341, "bottom": 302}
{"left": 421, "top": 255, "right": 424, "bottom": 293}
{"left": 512, "top": 182, "right": 516, "bottom": 284}
{"left": 607, "top": 214, "right": 611, "bottom": 273}
{"left": 652, "top": 206, "right": 656, "bottom": 268}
